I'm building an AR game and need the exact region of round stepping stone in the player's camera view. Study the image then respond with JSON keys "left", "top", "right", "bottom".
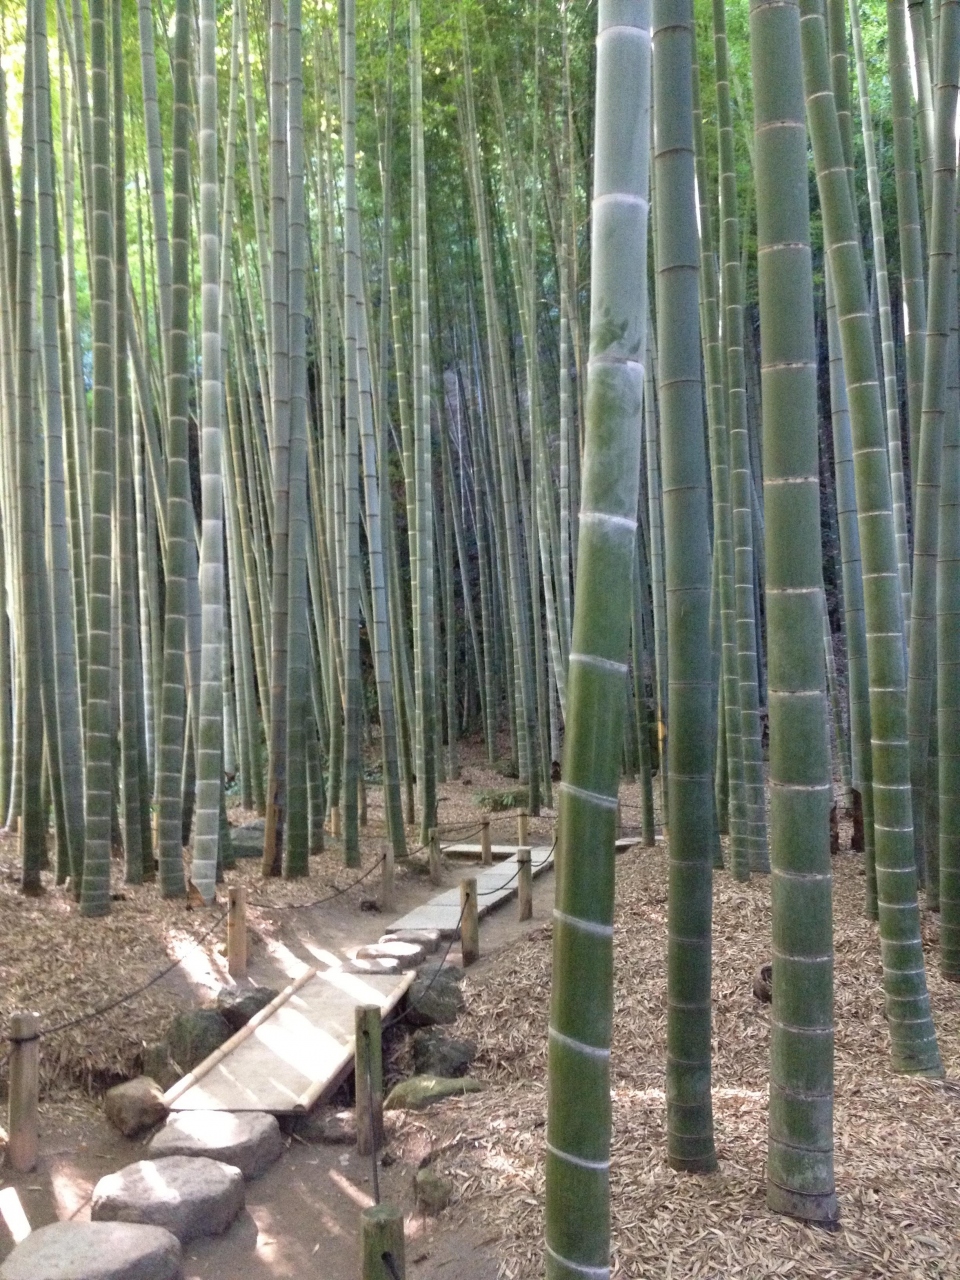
{"left": 354, "top": 939, "right": 425, "bottom": 970}
{"left": 0, "top": 1220, "right": 182, "bottom": 1280}
{"left": 147, "top": 1110, "right": 283, "bottom": 1180}
{"left": 91, "top": 1156, "right": 244, "bottom": 1244}
{"left": 345, "top": 956, "right": 401, "bottom": 975}
{"left": 381, "top": 928, "right": 441, "bottom": 955}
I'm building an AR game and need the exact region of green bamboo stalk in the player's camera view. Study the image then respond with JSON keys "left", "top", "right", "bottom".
{"left": 80, "top": 0, "right": 116, "bottom": 913}
{"left": 751, "top": 0, "right": 838, "bottom": 1221}
{"left": 546, "top": 4, "right": 650, "bottom": 1273}
{"left": 35, "top": 0, "right": 86, "bottom": 889}
{"left": 654, "top": 0, "right": 717, "bottom": 1174}
{"left": 887, "top": 0, "right": 927, "bottom": 502}
{"left": 800, "top": 0, "right": 942, "bottom": 1077}
{"left": 155, "top": 0, "right": 193, "bottom": 900}
{"left": 907, "top": 0, "right": 960, "bottom": 888}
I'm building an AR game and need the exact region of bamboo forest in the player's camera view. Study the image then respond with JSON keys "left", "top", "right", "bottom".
{"left": 3, "top": 0, "right": 960, "bottom": 1275}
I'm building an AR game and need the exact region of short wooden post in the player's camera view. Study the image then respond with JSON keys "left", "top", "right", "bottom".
{"left": 330, "top": 805, "right": 342, "bottom": 838}
{"left": 517, "top": 808, "right": 529, "bottom": 849}
{"left": 429, "top": 828, "right": 442, "bottom": 886}
{"left": 481, "top": 817, "right": 492, "bottom": 866}
{"left": 518, "top": 847, "right": 532, "bottom": 921}
{"left": 8, "top": 1012, "right": 40, "bottom": 1173}
{"left": 460, "top": 877, "right": 479, "bottom": 966}
{"left": 361, "top": 1203, "right": 405, "bottom": 1280}
{"left": 355, "top": 1005, "right": 384, "bottom": 1157}
{"left": 227, "top": 886, "right": 247, "bottom": 979}
{"left": 380, "top": 841, "right": 395, "bottom": 912}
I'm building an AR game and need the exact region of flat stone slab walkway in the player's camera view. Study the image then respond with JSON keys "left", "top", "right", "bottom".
{"left": 386, "top": 844, "right": 555, "bottom": 937}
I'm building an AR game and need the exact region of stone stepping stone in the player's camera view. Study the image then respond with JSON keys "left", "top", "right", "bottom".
{"left": 343, "top": 955, "right": 401, "bottom": 976}
{"left": 354, "top": 939, "right": 425, "bottom": 970}
{"left": 0, "top": 1220, "right": 182, "bottom": 1280}
{"left": 91, "top": 1156, "right": 244, "bottom": 1244}
{"left": 381, "top": 928, "right": 441, "bottom": 954}
{"left": 148, "top": 1111, "right": 283, "bottom": 1180}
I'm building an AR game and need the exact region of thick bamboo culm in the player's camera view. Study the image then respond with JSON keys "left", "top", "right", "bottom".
{"left": 460, "top": 877, "right": 479, "bottom": 966}
{"left": 8, "top": 1012, "right": 40, "bottom": 1173}
{"left": 355, "top": 1004, "right": 384, "bottom": 1158}
{"left": 361, "top": 1203, "right": 405, "bottom": 1280}
{"left": 518, "top": 846, "right": 532, "bottom": 921}
{"left": 227, "top": 885, "right": 247, "bottom": 978}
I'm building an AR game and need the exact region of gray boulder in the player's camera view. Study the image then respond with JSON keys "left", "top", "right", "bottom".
{"left": 405, "top": 963, "right": 465, "bottom": 1027}
{"left": 215, "top": 986, "right": 279, "bottom": 1032}
{"left": 165, "top": 1010, "right": 233, "bottom": 1074}
{"left": 412, "top": 1030, "right": 476, "bottom": 1078}
{"left": 141, "top": 1043, "right": 181, "bottom": 1092}
{"left": 148, "top": 1110, "right": 283, "bottom": 1180}
{"left": 0, "top": 1221, "right": 182, "bottom": 1280}
{"left": 414, "top": 1166, "right": 454, "bottom": 1214}
{"left": 92, "top": 1156, "right": 244, "bottom": 1244}
{"left": 104, "top": 1078, "right": 169, "bottom": 1138}
{"left": 381, "top": 929, "right": 441, "bottom": 955}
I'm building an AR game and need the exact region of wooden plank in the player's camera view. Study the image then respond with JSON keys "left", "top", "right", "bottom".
{"left": 167, "top": 969, "right": 414, "bottom": 1114}
{"left": 386, "top": 846, "right": 554, "bottom": 936}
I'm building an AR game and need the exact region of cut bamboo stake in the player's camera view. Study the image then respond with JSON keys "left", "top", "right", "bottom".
{"left": 227, "top": 885, "right": 247, "bottom": 979}
{"left": 481, "top": 816, "right": 492, "bottom": 866}
{"left": 355, "top": 1004, "right": 384, "bottom": 1157}
{"left": 330, "top": 805, "right": 341, "bottom": 838}
{"left": 429, "top": 827, "right": 441, "bottom": 885}
{"left": 460, "top": 877, "right": 479, "bottom": 966}
{"left": 361, "top": 1203, "right": 405, "bottom": 1280}
{"left": 380, "top": 840, "right": 395, "bottom": 911}
{"left": 518, "top": 808, "right": 529, "bottom": 848}
{"left": 518, "top": 846, "right": 532, "bottom": 921}
{"left": 8, "top": 1012, "right": 39, "bottom": 1173}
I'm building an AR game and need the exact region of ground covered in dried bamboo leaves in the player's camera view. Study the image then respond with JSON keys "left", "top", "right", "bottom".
{"left": 421, "top": 836, "right": 960, "bottom": 1279}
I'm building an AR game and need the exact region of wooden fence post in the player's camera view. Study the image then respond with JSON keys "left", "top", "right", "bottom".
{"left": 481, "top": 817, "right": 492, "bottom": 866}
{"left": 517, "top": 808, "right": 529, "bottom": 848}
{"left": 8, "top": 1012, "right": 39, "bottom": 1173}
{"left": 460, "top": 878, "right": 479, "bottom": 966}
{"left": 227, "top": 886, "right": 247, "bottom": 979}
{"left": 361, "top": 1203, "right": 405, "bottom": 1280}
{"left": 518, "top": 847, "right": 532, "bottom": 921}
{"left": 380, "top": 841, "right": 395, "bottom": 912}
{"left": 355, "top": 1005, "right": 384, "bottom": 1157}
{"left": 429, "top": 828, "right": 442, "bottom": 886}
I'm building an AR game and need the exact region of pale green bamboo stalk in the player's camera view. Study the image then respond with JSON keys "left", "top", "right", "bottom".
{"left": 654, "top": 0, "right": 717, "bottom": 1174}
{"left": 751, "top": 0, "right": 838, "bottom": 1221}
{"left": 800, "top": 0, "right": 942, "bottom": 1077}
{"left": 80, "top": 0, "right": 116, "bottom": 913}
{"left": 546, "top": 4, "right": 650, "bottom": 1273}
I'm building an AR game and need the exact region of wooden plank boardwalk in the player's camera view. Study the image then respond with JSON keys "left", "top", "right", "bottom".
{"left": 160, "top": 835, "right": 640, "bottom": 1116}
{"left": 385, "top": 844, "right": 556, "bottom": 937}
{"left": 163, "top": 967, "right": 414, "bottom": 1114}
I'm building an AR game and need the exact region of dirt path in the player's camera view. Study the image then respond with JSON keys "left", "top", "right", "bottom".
{"left": 0, "top": 830, "right": 562, "bottom": 1279}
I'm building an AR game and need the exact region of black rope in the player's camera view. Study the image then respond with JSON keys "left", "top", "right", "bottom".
{"left": 246, "top": 854, "right": 387, "bottom": 910}
{"left": 31, "top": 908, "right": 229, "bottom": 1041}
